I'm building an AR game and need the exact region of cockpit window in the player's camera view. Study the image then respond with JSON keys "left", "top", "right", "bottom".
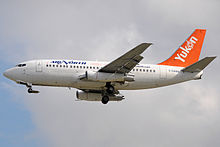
{"left": 16, "top": 64, "right": 26, "bottom": 67}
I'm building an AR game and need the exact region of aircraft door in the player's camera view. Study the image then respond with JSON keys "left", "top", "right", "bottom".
{"left": 36, "top": 60, "right": 43, "bottom": 72}
{"left": 160, "top": 66, "right": 167, "bottom": 79}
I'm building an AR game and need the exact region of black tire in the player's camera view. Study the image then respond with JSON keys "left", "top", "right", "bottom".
{"left": 101, "top": 95, "right": 109, "bottom": 104}
{"left": 106, "top": 85, "right": 114, "bottom": 94}
{"left": 27, "top": 88, "right": 39, "bottom": 93}
{"left": 28, "top": 88, "right": 32, "bottom": 93}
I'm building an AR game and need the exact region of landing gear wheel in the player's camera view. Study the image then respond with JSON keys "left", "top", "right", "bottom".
{"left": 106, "top": 85, "right": 114, "bottom": 94}
{"left": 28, "top": 88, "right": 39, "bottom": 93}
{"left": 28, "top": 88, "right": 33, "bottom": 93}
{"left": 101, "top": 95, "right": 109, "bottom": 104}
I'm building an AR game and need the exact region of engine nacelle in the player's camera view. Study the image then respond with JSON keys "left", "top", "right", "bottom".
{"left": 76, "top": 90, "right": 124, "bottom": 101}
{"left": 79, "top": 71, "right": 134, "bottom": 82}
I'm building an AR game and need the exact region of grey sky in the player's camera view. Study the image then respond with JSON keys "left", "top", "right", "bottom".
{"left": 1, "top": 0, "right": 220, "bottom": 146}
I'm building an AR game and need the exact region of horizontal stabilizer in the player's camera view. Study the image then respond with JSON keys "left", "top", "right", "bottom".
{"left": 181, "top": 56, "right": 216, "bottom": 72}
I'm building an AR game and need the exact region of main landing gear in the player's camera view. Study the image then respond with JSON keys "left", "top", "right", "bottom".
{"left": 101, "top": 82, "right": 115, "bottom": 104}
{"left": 106, "top": 82, "right": 115, "bottom": 94}
{"left": 101, "top": 95, "right": 109, "bottom": 104}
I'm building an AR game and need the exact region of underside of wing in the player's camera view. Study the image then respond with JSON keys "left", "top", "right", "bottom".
{"left": 99, "top": 43, "right": 152, "bottom": 73}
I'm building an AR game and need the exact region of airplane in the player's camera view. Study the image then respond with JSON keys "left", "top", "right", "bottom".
{"left": 3, "top": 29, "right": 216, "bottom": 104}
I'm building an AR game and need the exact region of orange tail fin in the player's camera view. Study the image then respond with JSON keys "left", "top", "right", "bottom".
{"left": 158, "top": 29, "right": 206, "bottom": 67}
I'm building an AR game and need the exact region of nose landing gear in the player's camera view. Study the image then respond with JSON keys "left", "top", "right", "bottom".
{"left": 27, "top": 87, "right": 39, "bottom": 93}
{"left": 23, "top": 82, "right": 39, "bottom": 93}
{"left": 16, "top": 81, "right": 40, "bottom": 93}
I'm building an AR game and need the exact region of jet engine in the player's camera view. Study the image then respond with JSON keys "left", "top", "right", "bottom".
{"left": 76, "top": 90, "right": 124, "bottom": 101}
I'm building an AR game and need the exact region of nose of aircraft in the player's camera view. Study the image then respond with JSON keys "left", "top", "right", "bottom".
{"left": 3, "top": 69, "right": 14, "bottom": 80}
{"left": 3, "top": 70, "right": 9, "bottom": 78}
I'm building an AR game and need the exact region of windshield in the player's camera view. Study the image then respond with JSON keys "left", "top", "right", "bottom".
{"left": 16, "top": 64, "right": 26, "bottom": 67}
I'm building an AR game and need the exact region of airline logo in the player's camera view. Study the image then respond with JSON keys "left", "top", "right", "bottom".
{"left": 158, "top": 29, "right": 206, "bottom": 67}
{"left": 174, "top": 36, "right": 198, "bottom": 62}
{"left": 51, "top": 60, "right": 87, "bottom": 65}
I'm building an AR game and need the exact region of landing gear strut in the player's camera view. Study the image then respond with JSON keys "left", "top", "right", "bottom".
{"left": 24, "top": 83, "right": 39, "bottom": 93}
{"left": 106, "top": 82, "right": 115, "bottom": 94}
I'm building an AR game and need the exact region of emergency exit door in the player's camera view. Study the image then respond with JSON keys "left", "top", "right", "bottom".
{"left": 36, "top": 60, "right": 43, "bottom": 72}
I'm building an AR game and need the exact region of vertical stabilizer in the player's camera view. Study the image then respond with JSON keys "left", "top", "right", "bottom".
{"left": 158, "top": 29, "right": 206, "bottom": 67}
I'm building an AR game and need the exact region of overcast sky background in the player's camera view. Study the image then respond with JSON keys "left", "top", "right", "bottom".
{"left": 0, "top": 0, "right": 220, "bottom": 147}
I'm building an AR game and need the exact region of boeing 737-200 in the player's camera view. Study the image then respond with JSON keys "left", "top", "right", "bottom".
{"left": 3, "top": 29, "right": 216, "bottom": 104}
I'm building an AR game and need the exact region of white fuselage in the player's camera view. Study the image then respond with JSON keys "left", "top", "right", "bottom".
{"left": 4, "top": 59, "right": 203, "bottom": 91}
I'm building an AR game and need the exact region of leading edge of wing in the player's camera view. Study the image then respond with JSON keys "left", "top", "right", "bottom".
{"left": 124, "top": 43, "right": 152, "bottom": 57}
{"left": 98, "top": 43, "right": 152, "bottom": 73}
{"left": 121, "top": 43, "right": 152, "bottom": 57}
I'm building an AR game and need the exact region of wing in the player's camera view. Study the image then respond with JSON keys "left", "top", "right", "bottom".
{"left": 98, "top": 43, "right": 152, "bottom": 73}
